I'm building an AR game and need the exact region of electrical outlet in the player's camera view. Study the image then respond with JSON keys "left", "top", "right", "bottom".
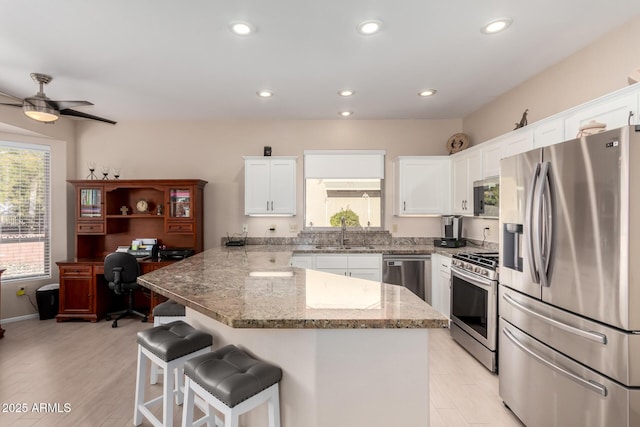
{"left": 289, "top": 223, "right": 298, "bottom": 233}
{"left": 242, "top": 224, "right": 248, "bottom": 233}
{"left": 16, "top": 287, "right": 26, "bottom": 296}
{"left": 392, "top": 223, "right": 398, "bottom": 233}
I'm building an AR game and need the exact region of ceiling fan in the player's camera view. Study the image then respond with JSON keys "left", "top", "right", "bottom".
{"left": 0, "top": 73, "right": 116, "bottom": 125}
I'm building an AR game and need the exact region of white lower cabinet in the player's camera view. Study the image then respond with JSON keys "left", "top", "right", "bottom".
{"left": 291, "top": 253, "right": 382, "bottom": 282}
{"left": 290, "top": 255, "right": 313, "bottom": 269}
{"left": 430, "top": 254, "right": 451, "bottom": 320}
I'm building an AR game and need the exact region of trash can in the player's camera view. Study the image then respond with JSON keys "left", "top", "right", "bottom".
{"left": 36, "top": 283, "right": 59, "bottom": 320}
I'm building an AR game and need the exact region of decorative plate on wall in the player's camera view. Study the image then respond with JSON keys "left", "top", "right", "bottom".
{"left": 446, "top": 133, "right": 470, "bottom": 154}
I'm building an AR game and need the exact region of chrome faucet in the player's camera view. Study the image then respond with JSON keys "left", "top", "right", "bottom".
{"left": 340, "top": 216, "right": 347, "bottom": 246}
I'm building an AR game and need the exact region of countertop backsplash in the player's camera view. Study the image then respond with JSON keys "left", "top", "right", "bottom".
{"left": 221, "top": 230, "right": 498, "bottom": 251}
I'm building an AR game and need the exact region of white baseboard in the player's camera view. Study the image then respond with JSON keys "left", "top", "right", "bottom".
{"left": 2, "top": 313, "right": 40, "bottom": 323}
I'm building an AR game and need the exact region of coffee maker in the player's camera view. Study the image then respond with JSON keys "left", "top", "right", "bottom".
{"left": 434, "top": 215, "right": 467, "bottom": 248}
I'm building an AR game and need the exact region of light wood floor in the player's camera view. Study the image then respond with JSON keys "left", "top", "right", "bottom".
{"left": 0, "top": 318, "right": 523, "bottom": 427}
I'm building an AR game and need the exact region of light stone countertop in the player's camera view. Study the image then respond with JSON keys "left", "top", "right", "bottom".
{"left": 137, "top": 245, "right": 449, "bottom": 329}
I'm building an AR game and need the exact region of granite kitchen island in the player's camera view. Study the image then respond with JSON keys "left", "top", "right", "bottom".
{"left": 138, "top": 246, "right": 448, "bottom": 427}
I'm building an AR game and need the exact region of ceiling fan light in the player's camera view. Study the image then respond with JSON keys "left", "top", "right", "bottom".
{"left": 23, "top": 100, "right": 59, "bottom": 123}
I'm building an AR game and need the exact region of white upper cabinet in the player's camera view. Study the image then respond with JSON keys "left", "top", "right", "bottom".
{"left": 564, "top": 91, "right": 638, "bottom": 140}
{"left": 393, "top": 157, "right": 450, "bottom": 216}
{"left": 482, "top": 140, "right": 502, "bottom": 178}
{"left": 451, "top": 148, "right": 482, "bottom": 215}
{"left": 244, "top": 156, "right": 296, "bottom": 216}
{"left": 534, "top": 118, "right": 565, "bottom": 148}
{"left": 500, "top": 128, "right": 534, "bottom": 159}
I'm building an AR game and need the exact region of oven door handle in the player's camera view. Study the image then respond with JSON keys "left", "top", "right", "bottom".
{"left": 502, "top": 293, "right": 607, "bottom": 344}
{"left": 450, "top": 266, "right": 494, "bottom": 289}
{"left": 502, "top": 326, "right": 608, "bottom": 396}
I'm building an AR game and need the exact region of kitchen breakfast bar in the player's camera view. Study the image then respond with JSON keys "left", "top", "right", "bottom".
{"left": 137, "top": 246, "right": 448, "bottom": 427}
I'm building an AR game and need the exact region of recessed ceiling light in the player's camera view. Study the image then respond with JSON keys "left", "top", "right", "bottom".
{"left": 357, "top": 20, "right": 382, "bottom": 35}
{"left": 230, "top": 21, "right": 255, "bottom": 35}
{"left": 338, "top": 89, "right": 355, "bottom": 97}
{"left": 256, "top": 90, "right": 273, "bottom": 98}
{"left": 339, "top": 111, "right": 353, "bottom": 117}
{"left": 481, "top": 18, "right": 512, "bottom": 34}
{"left": 418, "top": 89, "right": 437, "bottom": 97}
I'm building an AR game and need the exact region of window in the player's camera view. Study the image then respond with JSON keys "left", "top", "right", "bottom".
{"left": 304, "top": 150, "right": 384, "bottom": 229}
{"left": 0, "top": 141, "right": 51, "bottom": 281}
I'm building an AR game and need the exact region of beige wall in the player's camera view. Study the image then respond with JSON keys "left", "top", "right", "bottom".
{"left": 0, "top": 107, "right": 75, "bottom": 320}
{"left": 4, "top": 14, "right": 640, "bottom": 321}
{"left": 463, "top": 14, "right": 640, "bottom": 144}
{"left": 74, "top": 119, "right": 462, "bottom": 247}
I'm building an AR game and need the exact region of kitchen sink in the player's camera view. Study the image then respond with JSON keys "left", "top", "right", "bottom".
{"left": 315, "top": 245, "right": 376, "bottom": 250}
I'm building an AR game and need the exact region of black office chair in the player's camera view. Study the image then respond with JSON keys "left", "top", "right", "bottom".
{"left": 104, "top": 252, "right": 148, "bottom": 328}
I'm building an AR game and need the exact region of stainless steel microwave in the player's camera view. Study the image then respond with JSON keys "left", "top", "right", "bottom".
{"left": 473, "top": 178, "right": 499, "bottom": 218}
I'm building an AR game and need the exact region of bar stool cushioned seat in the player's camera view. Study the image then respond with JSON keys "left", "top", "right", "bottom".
{"left": 182, "top": 344, "right": 282, "bottom": 427}
{"left": 185, "top": 344, "right": 282, "bottom": 407}
{"left": 137, "top": 320, "right": 210, "bottom": 362}
{"left": 153, "top": 299, "right": 186, "bottom": 319}
{"left": 134, "top": 321, "right": 212, "bottom": 427}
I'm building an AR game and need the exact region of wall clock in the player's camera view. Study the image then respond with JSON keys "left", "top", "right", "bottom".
{"left": 136, "top": 199, "right": 149, "bottom": 213}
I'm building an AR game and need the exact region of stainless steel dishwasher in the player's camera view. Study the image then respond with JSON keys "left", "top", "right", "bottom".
{"left": 382, "top": 255, "right": 431, "bottom": 303}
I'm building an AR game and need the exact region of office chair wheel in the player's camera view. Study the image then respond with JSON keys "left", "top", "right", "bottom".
{"left": 141, "top": 316, "right": 148, "bottom": 323}
{"left": 112, "top": 320, "right": 118, "bottom": 328}
{"left": 105, "top": 314, "right": 112, "bottom": 320}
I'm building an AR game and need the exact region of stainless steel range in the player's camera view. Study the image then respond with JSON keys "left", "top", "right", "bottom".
{"left": 450, "top": 252, "right": 499, "bottom": 372}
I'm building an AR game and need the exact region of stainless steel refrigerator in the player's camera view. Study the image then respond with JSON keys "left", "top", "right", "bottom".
{"left": 499, "top": 125, "right": 640, "bottom": 427}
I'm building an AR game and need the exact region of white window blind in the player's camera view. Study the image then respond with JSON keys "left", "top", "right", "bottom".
{"left": 304, "top": 150, "right": 385, "bottom": 179}
{"left": 0, "top": 141, "right": 51, "bottom": 281}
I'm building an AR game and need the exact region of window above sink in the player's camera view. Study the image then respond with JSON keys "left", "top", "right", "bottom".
{"left": 304, "top": 150, "right": 385, "bottom": 230}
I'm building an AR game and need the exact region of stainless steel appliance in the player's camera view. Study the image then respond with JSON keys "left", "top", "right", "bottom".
{"left": 450, "top": 252, "right": 499, "bottom": 372}
{"left": 499, "top": 125, "right": 640, "bottom": 427}
{"left": 434, "top": 215, "right": 466, "bottom": 248}
{"left": 382, "top": 255, "right": 431, "bottom": 303}
{"left": 473, "top": 177, "right": 499, "bottom": 218}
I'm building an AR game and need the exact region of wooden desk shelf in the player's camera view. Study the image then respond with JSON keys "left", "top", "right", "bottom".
{"left": 58, "top": 179, "right": 207, "bottom": 322}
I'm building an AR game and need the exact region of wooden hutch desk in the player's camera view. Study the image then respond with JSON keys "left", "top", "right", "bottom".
{"left": 56, "top": 179, "right": 206, "bottom": 323}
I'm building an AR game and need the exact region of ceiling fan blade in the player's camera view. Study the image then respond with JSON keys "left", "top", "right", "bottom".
{"left": 0, "top": 102, "right": 23, "bottom": 107}
{"left": 49, "top": 100, "right": 93, "bottom": 110}
{"left": 60, "top": 108, "right": 117, "bottom": 125}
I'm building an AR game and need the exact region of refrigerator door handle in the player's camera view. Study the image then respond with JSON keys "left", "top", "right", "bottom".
{"left": 502, "top": 293, "right": 608, "bottom": 344}
{"left": 541, "top": 164, "right": 553, "bottom": 278}
{"left": 526, "top": 163, "right": 541, "bottom": 283}
{"left": 532, "top": 162, "right": 551, "bottom": 287}
{"left": 502, "top": 327, "right": 608, "bottom": 397}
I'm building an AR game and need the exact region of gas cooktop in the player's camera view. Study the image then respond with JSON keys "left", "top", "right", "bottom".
{"left": 451, "top": 252, "right": 499, "bottom": 281}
